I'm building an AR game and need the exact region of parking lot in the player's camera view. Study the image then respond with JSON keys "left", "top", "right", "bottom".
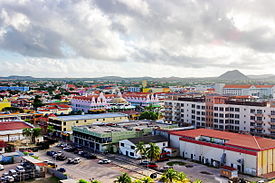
{"left": 35, "top": 146, "right": 157, "bottom": 182}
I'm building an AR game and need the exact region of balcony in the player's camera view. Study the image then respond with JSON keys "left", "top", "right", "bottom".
{"left": 254, "top": 120, "right": 263, "bottom": 124}
{"left": 269, "top": 122, "right": 275, "bottom": 126}
{"left": 254, "top": 126, "right": 263, "bottom": 130}
{"left": 255, "top": 113, "right": 264, "bottom": 117}
{"left": 269, "top": 128, "right": 275, "bottom": 132}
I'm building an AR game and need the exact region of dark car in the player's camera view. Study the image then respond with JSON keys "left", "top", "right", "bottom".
{"left": 83, "top": 153, "right": 97, "bottom": 159}
{"left": 46, "top": 151, "right": 57, "bottom": 156}
{"left": 56, "top": 155, "right": 67, "bottom": 161}
{"left": 57, "top": 168, "right": 66, "bottom": 173}
{"left": 139, "top": 160, "right": 150, "bottom": 166}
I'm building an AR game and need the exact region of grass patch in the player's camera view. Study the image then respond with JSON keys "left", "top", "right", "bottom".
{"left": 167, "top": 161, "right": 186, "bottom": 166}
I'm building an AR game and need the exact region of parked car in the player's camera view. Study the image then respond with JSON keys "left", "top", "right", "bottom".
{"left": 15, "top": 166, "right": 25, "bottom": 173}
{"left": 63, "top": 146, "right": 76, "bottom": 152}
{"left": 73, "top": 157, "right": 81, "bottom": 164}
{"left": 46, "top": 151, "right": 57, "bottom": 156}
{"left": 5, "top": 175, "right": 15, "bottom": 183}
{"left": 8, "top": 169, "right": 17, "bottom": 176}
{"left": 57, "top": 168, "right": 66, "bottom": 173}
{"left": 56, "top": 154, "right": 67, "bottom": 161}
{"left": 139, "top": 160, "right": 150, "bottom": 165}
{"left": 0, "top": 164, "right": 4, "bottom": 171}
{"left": 67, "top": 158, "right": 74, "bottom": 164}
{"left": 83, "top": 153, "right": 97, "bottom": 159}
{"left": 47, "top": 162, "right": 57, "bottom": 168}
{"left": 98, "top": 159, "right": 111, "bottom": 164}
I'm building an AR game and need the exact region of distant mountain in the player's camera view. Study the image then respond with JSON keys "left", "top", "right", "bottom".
{"left": 217, "top": 70, "right": 249, "bottom": 81}
{"left": 0, "top": 75, "right": 34, "bottom": 80}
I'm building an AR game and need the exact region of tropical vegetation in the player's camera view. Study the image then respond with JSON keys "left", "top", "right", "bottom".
{"left": 22, "top": 127, "right": 42, "bottom": 144}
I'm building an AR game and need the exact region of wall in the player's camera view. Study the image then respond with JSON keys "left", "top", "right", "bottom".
{"left": 257, "top": 149, "right": 275, "bottom": 175}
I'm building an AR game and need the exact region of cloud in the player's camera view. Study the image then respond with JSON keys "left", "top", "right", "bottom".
{"left": 0, "top": 0, "right": 275, "bottom": 77}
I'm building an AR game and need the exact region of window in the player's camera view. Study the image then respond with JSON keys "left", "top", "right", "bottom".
{"left": 219, "top": 107, "right": 224, "bottom": 111}
{"left": 250, "top": 109, "right": 255, "bottom": 113}
{"left": 121, "top": 143, "right": 124, "bottom": 147}
{"left": 63, "top": 128, "right": 66, "bottom": 131}
{"left": 130, "top": 152, "right": 134, "bottom": 156}
{"left": 163, "top": 143, "right": 166, "bottom": 146}
{"left": 235, "top": 108, "right": 240, "bottom": 112}
{"left": 63, "top": 122, "right": 66, "bottom": 126}
{"left": 131, "top": 146, "right": 135, "bottom": 150}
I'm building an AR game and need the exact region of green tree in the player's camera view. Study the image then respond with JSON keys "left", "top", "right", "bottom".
{"left": 146, "top": 143, "right": 160, "bottom": 162}
{"left": 78, "top": 179, "right": 90, "bottom": 183}
{"left": 139, "top": 111, "right": 158, "bottom": 120}
{"left": 91, "top": 180, "right": 102, "bottom": 183}
{"left": 176, "top": 172, "right": 187, "bottom": 182}
{"left": 47, "top": 125, "right": 55, "bottom": 135}
{"left": 160, "top": 169, "right": 178, "bottom": 183}
{"left": 33, "top": 95, "right": 43, "bottom": 109}
{"left": 115, "top": 173, "right": 132, "bottom": 183}
{"left": 139, "top": 177, "right": 155, "bottom": 183}
{"left": 22, "top": 128, "right": 42, "bottom": 144}
{"left": 135, "top": 142, "right": 146, "bottom": 160}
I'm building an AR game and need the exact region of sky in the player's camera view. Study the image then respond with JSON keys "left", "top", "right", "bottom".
{"left": 0, "top": 0, "right": 275, "bottom": 78}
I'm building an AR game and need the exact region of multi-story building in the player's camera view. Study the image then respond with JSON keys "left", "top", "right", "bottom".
{"left": 72, "top": 121, "right": 176, "bottom": 153}
{"left": 164, "top": 95, "right": 275, "bottom": 137}
{"left": 222, "top": 85, "right": 275, "bottom": 99}
{"left": 37, "top": 104, "right": 72, "bottom": 115}
{"left": 48, "top": 113, "right": 129, "bottom": 137}
{"left": 169, "top": 128, "right": 275, "bottom": 176}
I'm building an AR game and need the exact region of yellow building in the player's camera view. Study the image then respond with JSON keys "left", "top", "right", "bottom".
{"left": 48, "top": 113, "right": 129, "bottom": 134}
{"left": 0, "top": 99, "right": 11, "bottom": 111}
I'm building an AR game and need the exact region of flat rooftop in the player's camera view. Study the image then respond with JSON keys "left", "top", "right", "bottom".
{"left": 50, "top": 113, "right": 128, "bottom": 121}
{"left": 75, "top": 120, "right": 176, "bottom": 134}
{"left": 171, "top": 128, "right": 275, "bottom": 151}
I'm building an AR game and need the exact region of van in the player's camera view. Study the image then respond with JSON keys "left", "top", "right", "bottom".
{"left": 15, "top": 166, "right": 25, "bottom": 173}
{"left": 8, "top": 169, "right": 17, "bottom": 176}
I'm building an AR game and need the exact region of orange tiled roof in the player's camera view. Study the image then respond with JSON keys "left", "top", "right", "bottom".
{"left": 224, "top": 85, "right": 253, "bottom": 89}
{"left": 170, "top": 128, "right": 275, "bottom": 151}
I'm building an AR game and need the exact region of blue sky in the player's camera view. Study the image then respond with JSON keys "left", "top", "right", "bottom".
{"left": 0, "top": 0, "right": 275, "bottom": 77}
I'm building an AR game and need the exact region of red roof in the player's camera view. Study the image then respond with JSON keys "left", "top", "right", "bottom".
{"left": 0, "top": 121, "right": 33, "bottom": 131}
{"left": 170, "top": 129, "right": 275, "bottom": 151}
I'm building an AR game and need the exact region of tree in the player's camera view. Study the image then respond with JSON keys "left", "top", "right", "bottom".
{"left": 160, "top": 169, "right": 178, "bottom": 183}
{"left": 135, "top": 142, "right": 146, "bottom": 159}
{"left": 139, "top": 177, "right": 155, "bottom": 183}
{"left": 146, "top": 143, "right": 160, "bottom": 162}
{"left": 139, "top": 111, "right": 158, "bottom": 120}
{"left": 22, "top": 128, "right": 42, "bottom": 144}
{"left": 115, "top": 173, "right": 132, "bottom": 183}
{"left": 2, "top": 107, "right": 24, "bottom": 113}
{"left": 33, "top": 95, "right": 43, "bottom": 109}
{"left": 91, "top": 180, "right": 102, "bottom": 183}
{"left": 47, "top": 125, "right": 55, "bottom": 135}
{"left": 176, "top": 172, "right": 188, "bottom": 183}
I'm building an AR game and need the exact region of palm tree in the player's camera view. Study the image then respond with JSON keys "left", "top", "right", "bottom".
{"left": 22, "top": 128, "right": 42, "bottom": 144}
{"left": 176, "top": 172, "right": 187, "bottom": 182}
{"left": 160, "top": 168, "right": 178, "bottom": 183}
{"left": 32, "top": 128, "right": 42, "bottom": 143}
{"left": 22, "top": 128, "right": 32, "bottom": 142}
{"left": 115, "top": 173, "right": 132, "bottom": 183}
{"left": 135, "top": 141, "right": 146, "bottom": 160}
{"left": 146, "top": 143, "right": 160, "bottom": 162}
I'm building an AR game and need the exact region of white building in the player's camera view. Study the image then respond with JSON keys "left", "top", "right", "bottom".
{"left": 0, "top": 121, "right": 34, "bottom": 142}
{"left": 164, "top": 96, "right": 275, "bottom": 136}
{"left": 169, "top": 128, "right": 275, "bottom": 176}
{"left": 119, "top": 135, "right": 168, "bottom": 159}
{"left": 222, "top": 84, "right": 275, "bottom": 99}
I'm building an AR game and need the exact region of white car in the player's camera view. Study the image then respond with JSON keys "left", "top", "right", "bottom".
{"left": 98, "top": 159, "right": 111, "bottom": 164}
{"left": 15, "top": 166, "right": 25, "bottom": 173}
{"left": 0, "top": 164, "right": 4, "bottom": 171}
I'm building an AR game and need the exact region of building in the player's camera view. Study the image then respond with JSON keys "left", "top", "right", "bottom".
{"left": 72, "top": 121, "right": 177, "bottom": 153}
{"left": 0, "top": 112, "right": 40, "bottom": 122}
{"left": 128, "top": 87, "right": 141, "bottom": 93}
{"left": 123, "top": 93, "right": 160, "bottom": 107}
{"left": 0, "top": 86, "right": 29, "bottom": 92}
{"left": 37, "top": 104, "right": 72, "bottom": 115}
{"left": 48, "top": 113, "right": 129, "bottom": 136}
{"left": 222, "top": 85, "right": 275, "bottom": 99}
{"left": 0, "top": 121, "right": 34, "bottom": 142}
{"left": 71, "top": 93, "right": 116, "bottom": 113}
{"left": 170, "top": 128, "right": 275, "bottom": 176}
{"left": 119, "top": 135, "right": 168, "bottom": 159}
{"left": 0, "top": 99, "right": 11, "bottom": 111}
{"left": 164, "top": 95, "right": 275, "bottom": 137}
{"left": 109, "top": 97, "right": 135, "bottom": 111}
